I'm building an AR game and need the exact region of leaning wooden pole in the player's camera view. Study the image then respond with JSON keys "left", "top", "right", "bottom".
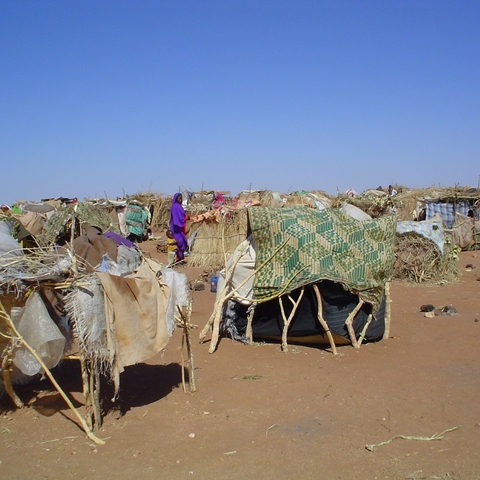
{"left": 279, "top": 287, "right": 305, "bottom": 352}
{"left": 2, "top": 348, "right": 24, "bottom": 408}
{"left": 0, "top": 300, "right": 105, "bottom": 445}
{"left": 344, "top": 299, "right": 365, "bottom": 348}
{"left": 312, "top": 284, "right": 337, "bottom": 355}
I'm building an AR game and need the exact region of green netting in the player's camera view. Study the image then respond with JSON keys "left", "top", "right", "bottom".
{"left": 248, "top": 206, "right": 396, "bottom": 312}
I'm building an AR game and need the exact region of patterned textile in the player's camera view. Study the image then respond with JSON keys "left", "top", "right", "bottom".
{"left": 126, "top": 204, "right": 147, "bottom": 236}
{"left": 396, "top": 215, "right": 445, "bottom": 254}
{"left": 424, "top": 201, "right": 472, "bottom": 229}
{"left": 248, "top": 207, "right": 396, "bottom": 312}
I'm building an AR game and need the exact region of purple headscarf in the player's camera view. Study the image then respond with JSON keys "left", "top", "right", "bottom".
{"left": 169, "top": 193, "right": 188, "bottom": 260}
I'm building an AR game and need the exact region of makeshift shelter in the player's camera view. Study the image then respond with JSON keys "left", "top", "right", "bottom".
{"left": 394, "top": 215, "right": 460, "bottom": 284}
{"left": 0, "top": 219, "right": 194, "bottom": 442}
{"left": 187, "top": 189, "right": 325, "bottom": 268}
{"left": 331, "top": 189, "right": 397, "bottom": 218}
{"left": 200, "top": 206, "right": 396, "bottom": 354}
{"left": 188, "top": 208, "right": 249, "bottom": 268}
{"left": 413, "top": 187, "right": 480, "bottom": 250}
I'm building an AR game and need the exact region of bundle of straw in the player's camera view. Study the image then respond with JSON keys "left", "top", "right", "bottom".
{"left": 392, "top": 233, "right": 460, "bottom": 284}
{"left": 39, "top": 202, "right": 118, "bottom": 245}
{"left": 188, "top": 209, "right": 248, "bottom": 268}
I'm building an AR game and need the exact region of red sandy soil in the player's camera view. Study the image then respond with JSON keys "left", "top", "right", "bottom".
{"left": 1, "top": 242, "right": 480, "bottom": 480}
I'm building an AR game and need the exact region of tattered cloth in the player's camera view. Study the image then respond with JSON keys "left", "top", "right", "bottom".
{"left": 248, "top": 206, "right": 396, "bottom": 313}
{"left": 96, "top": 258, "right": 170, "bottom": 396}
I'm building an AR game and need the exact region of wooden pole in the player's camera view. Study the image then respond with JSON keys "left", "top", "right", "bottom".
{"left": 177, "top": 304, "right": 196, "bottom": 393}
{"left": 279, "top": 287, "right": 305, "bottom": 352}
{"left": 245, "top": 303, "right": 257, "bottom": 344}
{"left": 344, "top": 299, "right": 365, "bottom": 348}
{"left": 357, "top": 314, "right": 373, "bottom": 347}
{"left": 312, "top": 284, "right": 337, "bottom": 355}
{"left": 383, "top": 282, "right": 391, "bottom": 339}
{"left": 2, "top": 351, "right": 24, "bottom": 408}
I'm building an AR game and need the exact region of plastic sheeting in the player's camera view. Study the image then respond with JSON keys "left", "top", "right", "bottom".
{"left": 12, "top": 292, "right": 66, "bottom": 376}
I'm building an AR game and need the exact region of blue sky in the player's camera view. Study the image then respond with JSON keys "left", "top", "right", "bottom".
{"left": 1, "top": 0, "right": 479, "bottom": 204}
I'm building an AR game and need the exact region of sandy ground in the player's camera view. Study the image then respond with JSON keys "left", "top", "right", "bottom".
{"left": 1, "top": 242, "right": 480, "bottom": 480}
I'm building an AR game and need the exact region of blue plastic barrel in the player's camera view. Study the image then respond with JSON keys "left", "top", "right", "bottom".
{"left": 210, "top": 275, "right": 218, "bottom": 293}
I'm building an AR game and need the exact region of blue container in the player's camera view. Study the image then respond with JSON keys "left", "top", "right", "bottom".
{"left": 210, "top": 275, "right": 218, "bottom": 293}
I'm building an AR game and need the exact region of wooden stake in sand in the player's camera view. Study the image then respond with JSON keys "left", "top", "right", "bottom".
{"left": 383, "top": 282, "right": 391, "bottom": 340}
{"left": 344, "top": 299, "right": 365, "bottom": 348}
{"left": 312, "top": 284, "right": 338, "bottom": 355}
{"left": 278, "top": 288, "right": 305, "bottom": 352}
{"left": 1, "top": 341, "right": 24, "bottom": 408}
{"left": 176, "top": 304, "right": 196, "bottom": 393}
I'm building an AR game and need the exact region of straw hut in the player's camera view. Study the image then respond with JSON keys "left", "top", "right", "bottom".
{"left": 187, "top": 207, "right": 249, "bottom": 269}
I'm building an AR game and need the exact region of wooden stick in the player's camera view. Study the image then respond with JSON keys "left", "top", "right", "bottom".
{"left": 2, "top": 351, "right": 24, "bottom": 408}
{"left": 184, "top": 303, "right": 196, "bottom": 393}
{"left": 80, "top": 354, "right": 93, "bottom": 430}
{"left": 0, "top": 300, "right": 105, "bottom": 445}
{"left": 279, "top": 287, "right": 305, "bottom": 352}
{"left": 199, "top": 243, "right": 247, "bottom": 341}
{"left": 177, "top": 304, "right": 196, "bottom": 393}
{"left": 357, "top": 314, "right": 373, "bottom": 347}
{"left": 383, "top": 282, "right": 391, "bottom": 339}
{"left": 344, "top": 299, "right": 365, "bottom": 348}
{"left": 90, "top": 359, "right": 101, "bottom": 430}
{"left": 312, "top": 284, "right": 337, "bottom": 355}
{"left": 180, "top": 327, "right": 186, "bottom": 393}
{"left": 245, "top": 303, "right": 257, "bottom": 344}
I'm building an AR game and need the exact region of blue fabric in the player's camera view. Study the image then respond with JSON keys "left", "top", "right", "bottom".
{"left": 396, "top": 217, "right": 445, "bottom": 254}
{"left": 425, "top": 201, "right": 471, "bottom": 229}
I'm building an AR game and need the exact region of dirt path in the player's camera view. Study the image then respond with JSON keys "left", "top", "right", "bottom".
{"left": 1, "top": 245, "right": 479, "bottom": 479}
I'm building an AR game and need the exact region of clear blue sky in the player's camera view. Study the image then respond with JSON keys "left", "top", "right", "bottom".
{"left": 1, "top": 0, "right": 479, "bottom": 204}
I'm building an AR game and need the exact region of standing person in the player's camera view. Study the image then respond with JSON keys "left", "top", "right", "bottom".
{"left": 388, "top": 185, "right": 397, "bottom": 197}
{"left": 169, "top": 193, "right": 188, "bottom": 261}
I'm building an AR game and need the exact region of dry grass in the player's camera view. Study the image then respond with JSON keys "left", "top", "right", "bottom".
{"left": 188, "top": 209, "right": 248, "bottom": 269}
{"left": 151, "top": 196, "right": 172, "bottom": 230}
{"left": 392, "top": 233, "right": 460, "bottom": 284}
{"left": 39, "top": 202, "right": 119, "bottom": 245}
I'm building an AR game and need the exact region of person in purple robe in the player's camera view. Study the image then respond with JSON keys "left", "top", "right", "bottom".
{"left": 169, "top": 193, "right": 188, "bottom": 261}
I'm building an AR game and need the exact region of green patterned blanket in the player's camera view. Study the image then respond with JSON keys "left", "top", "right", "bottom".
{"left": 248, "top": 206, "right": 396, "bottom": 312}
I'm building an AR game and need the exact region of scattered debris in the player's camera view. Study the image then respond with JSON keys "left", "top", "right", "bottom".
{"left": 242, "top": 374, "right": 262, "bottom": 380}
{"left": 266, "top": 423, "right": 279, "bottom": 438}
{"left": 365, "top": 425, "right": 459, "bottom": 451}
{"left": 436, "top": 305, "right": 457, "bottom": 316}
{"left": 420, "top": 304, "right": 435, "bottom": 312}
{"left": 420, "top": 304, "right": 458, "bottom": 317}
